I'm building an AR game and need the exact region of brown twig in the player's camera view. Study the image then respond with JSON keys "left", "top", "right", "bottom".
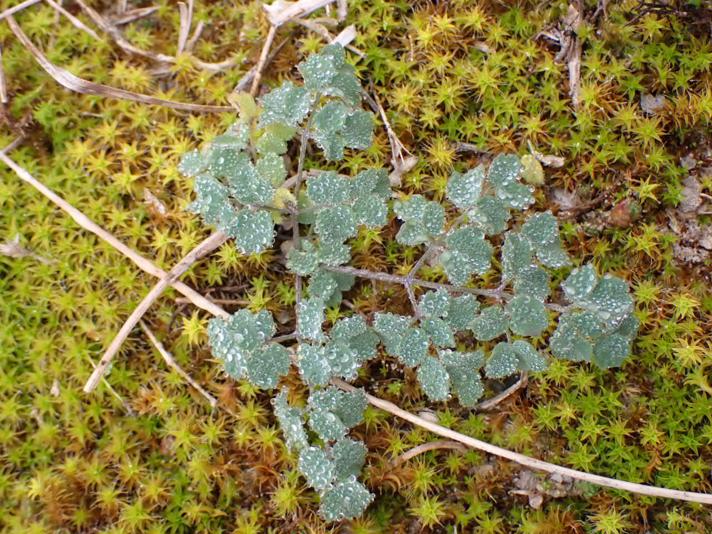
{"left": 0, "top": 0, "right": 41, "bottom": 21}
{"left": 84, "top": 231, "right": 228, "bottom": 393}
{"left": 74, "top": 0, "right": 239, "bottom": 72}
{"left": 250, "top": 24, "right": 277, "bottom": 96}
{"left": 0, "top": 45, "right": 7, "bottom": 104}
{"left": 139, "top": 320, "right": 218, "bottom": 408}
{"left": 44, "top": 0, "right": 100, "bottom": 40}
{"left": 0, "top": 147, "right": 228, "bottom": 319}
{"left": 6, "top": 16, "right": 231, "bottom": 113}
{"left": 176, "top": 0, "right": 194, "bottom": 55}
{"left": 391, "top": 440, "right": 467, "bottom": 467}
{"left": 475, "top": 372, "right": 528, "bottom": 411}
{"left": 88, "top": 357, "right": 135, "bottom": 415}
{"left": 333, "top": 378, "right": 712, "bottom": 504}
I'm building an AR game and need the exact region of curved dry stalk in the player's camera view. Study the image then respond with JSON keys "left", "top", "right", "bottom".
{"left": 6, "top": 16, "right": 231, "bottom": 113}
{"left": 44, "top": 0, "right": 99, "bottom": 40}
{"left": 140, "top": 320, "right": 218, "bottom": 408}
{"left": 74, "top": 0, "right": 240, "bottom": 72}
{"left": 333, "top": 378, "right": 712, "bottom": 504}
{"left": 250, "top": 24, "right": 277, "bottom": 96}
{"left": 6, "top": 144, "right": 712, "bottom": 506}
{"left": 84, "top": 231, "right": 228, "bottom": 393}
{"left": 391, "top": 440, "right": 467, "bottom": 467}
{"left": 0, "top": 0, "right": 41, "bottom": 21}
{"left": 475, "top": 372, "right": 528, "bottom": 411}
{"left": 0, "top": 149, "right": 228, "bottom": 319}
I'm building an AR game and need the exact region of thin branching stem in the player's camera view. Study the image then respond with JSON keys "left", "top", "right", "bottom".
{"left": 292, "top": 118, "right": 311, "bottom": 309}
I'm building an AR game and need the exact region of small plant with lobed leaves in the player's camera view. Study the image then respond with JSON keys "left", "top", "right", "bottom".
{"left": 179, "top": 44, "right": 638, "bottom": 521}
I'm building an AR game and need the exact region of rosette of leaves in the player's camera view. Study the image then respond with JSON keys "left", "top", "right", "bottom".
{"left": 185, "top": 45, "right": 639, "bottom": 523}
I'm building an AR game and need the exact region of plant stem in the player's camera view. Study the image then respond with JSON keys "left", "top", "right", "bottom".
{"left": 292, "top": 117, "right": 311, "bottom": 309}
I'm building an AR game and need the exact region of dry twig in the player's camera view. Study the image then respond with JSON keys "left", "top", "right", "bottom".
{"left": 0, "top": 0, "right": 41, "bottom": 21}
{"left": 44, "top": 0, "right": 100, "bottom": 40}
{"left": 0, "top": 147, "right": 228, "bottom": 318}
{"left": 6, "top": 16, "right": 231, "bottom": 113}
{"left": 391, "top": 440, "right": 467, "bottom": 467}
{"left": 176, "top": 0, "right": 194, "bottom": 55}
{"left": 140, "top": 320, "right": 218, "bottom": 408}
{"left": 475, "top": 373, "right": 528, "bottom": 411}
{"left": 250, "top": 24, "right": 278, "bottom": 96}
{"left": 110, "top": 6, "right": 159, "bottom": 26}
{"left": 84, "top": 231, "right": 228, "bottom": 393}
{"left": 0, "top": 45, "right": 7, "bottom": 104}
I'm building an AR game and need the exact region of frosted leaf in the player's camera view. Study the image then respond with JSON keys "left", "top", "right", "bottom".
{"left": 273, "top": 390, "right": 308, "bottom": 451}
{"left": 485, "top": 342, "right": 519, "bottom": 379}
{"left": 260, "top": 81, "right": 313, "bottom": 127}
{"left": 309, "top": 405, "right": 347, "bottom": 442}
{"left": 562, "top": 263, "right": 597, "bottom": 304}
{"left": 212, "top": 125, "right": 249, "bottom": 150}
{"left": 331, "top": 316, "right": 368, "bottom": 339}
{"left": 298, "top": 44, "right": 362, "bottom": 105}
{"left": 488, "top": 154, "right": 522, "bottom": 188}
{"left": 442, "top": 227, "right": 493, "bottom": 284}
{"left": 347, "top": 330, "right": 380, "bottom": 361}
{"left": 447, "top": 165, "right": 486, "bottom": 209}
{"left": 190, "top": 174, "right": 235, "bottom": 227}
{"left": 226, "top": 209, "right": 274, "bottom": 254}
{"left": 593, "top": 334, "right": 631, "bottom": 369}
{"left": 256, "top": 152, "right": 287, "bottom": 186}
{"left": 298, "top": 344, "right": 331, "bottom": 386}
{"left": 536, "top": 242, "right": 571, "bottom": 269}
{"left": 418, "top": 289, "right": 452, "bottom": 319}
{"left": 446, "top": 294, "right": 480, "bottom": 331}
{"left": 471, "top": 305, "right": 508, "bottom": 341}
{"left": 417, "top": 357, "right": 450, "bottom": 401}
{"left": 207, "top": 319, "right": 248, "bottom": 379}
{"left": 307, "top": 171, "right": 351, "bottom": 205}
{"left": 585, "top": 275, "right": 634, "bottom": 326}
{"left": 317, "top": 240, "right": 351, "bottom": 266}
{"left": 350, "top": 168, "right": 390, "bottom": 199}
{"left": 287, "top": 241, "right": 320, "bottom": 276}
{"left": 513, "top": 266, "right": 550, "bottom": 301}
{"left": 614, "top": 313, "right": 639, "bottom": 341}
{"left": 299, "top": 446, "right": 335, "bottom": 492}
{"left": 440, "top": 350, "right": 485, "bottom": 406}
{"left": 319, "top": 478, "right": 374, "bottom": 521}
{"left": 311, "top": 103, "right": 373, "bottom": 161}
{"left": 246, "top": 344, "right": 291, "bottom": 389}
{"left": 297, "top": 298, "right": 326, "bottom": 341}
{"left": 315, "top": 206, "right": 357, "bottom": 244}
{"left": 373, "top": 313, "right": 411, "bottom": 355}
{"left": 468, "top": 196, "right": 511, "bottom": 236}
{"left": 324, "top": 339, "right": 361, "bottom": 380}
{"left": 332, "top": 388, "right": 367, "bottom": 428}
{"left": 394, "top": 195, "right": 445, "bottom": 245}
{"left": 208, "top": 145, "right": 243, "bottom": 178}
{"left": 256, "top": 123, "right": 296, "bottom": 155}
{"left": 178, "top": 150, "right": 205, "bottom": 177}
{"left": 308, "top": 270, "right": 339, "bottom": 301}
{"left": 331, "top": 438, "right": 367, "bottom": 481}
{"left": 512, "top": 340, "right": 548, "bottom": 372}
{"left": 422, "top": 317, "right": 455, "bottom": 348}
{"left": 521, "top": 212, "right": 559, "bottom": 247}
{"left": 502, "top": 232, "right": 534, "bottom": 280}
{"left": 226, "top": 154, "right": 274, "bottom": 206}
{"left": 352, "top": 195, "right": 388, "bottom": 227}
{"left": 397, "top": 327, "right": 430, "bottom": 367}
{"left": 496, "top": 181, "right": 535, "bottom": 210}
{"left": 506, "top": 294, "right": 549, "bottom": 337}
{"left": 549, "top": 312, "right": 599, "bottom": 361}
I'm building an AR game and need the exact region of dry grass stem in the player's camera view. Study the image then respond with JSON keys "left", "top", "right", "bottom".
{"left": 176, "top": 0, "right": 194, "bottom": 55}
{"left": 0, "top": 147, "right": 228, "bottom": 319}
{"left": 0, "top": 0, "right": 41, "bottom": 21}
{"left": 391, "top": 440, "right": 467, "bottom": 467}
{"left": 263, "top": 0, "right": 337, "bottom": 27}
{"left": 88, "top": 357, "right": 135, "bottom": 415}
{"left": 250, "top": 24, "right": 278, "bottom": 96}
{"left": 0, "top": 45, "right": 7, "bottom": 104}
{"left": 7, "top": 16, "right": 231, "bottom": 113}
{"left": 140, "top": 320, "right": 218, "bottom": 408}
{"left": 44, "top": 0, "right": 100, "bottom": 40}
{"left": 475, "top": 373, "right": 529, "bottom": 411}
{"left": 110, "top": 6, "right": 159, "bottom": 26}
{"left": 83, "top": 231, "right": 228, "bottom": 393}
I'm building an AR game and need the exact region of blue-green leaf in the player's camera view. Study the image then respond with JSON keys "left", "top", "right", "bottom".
{"left": 331, "top": 438, "right": 367, "bottom": 481}
{"left": 485, "top": 342, "right": 519, "bottom": 379}
{"left": 417, "top": 357, "right": 450, "bottom": 401}
{"left": 299, "top": 446, "right": 335, "bottom": 491}
{"left": 297, "top": 298, "right": 326, "bottom": 341}
{"left": 506, "top": 294, "right": 549, "bottom": 337}
{"left": 273, "top": 390, "right": 309, "bottom": 451}
{"left": 260, "top": 81, "right": 313, "bottom": 127}
{"left": 447, "top": 165, "right": 485, "bottom": 209}
{"left": 488, "top": 154, "right": 522, "bottom": 188}
{"left": 319, "top": 478, "right": 374, "bottom": 521}
{"left": 471, "top": 305, "right": 508, "bottom": 341}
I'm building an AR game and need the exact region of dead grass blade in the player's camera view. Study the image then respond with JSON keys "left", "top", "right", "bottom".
{"left": 0, "top": 0, "right": 41, "bottom": 21}
{"left": 44, "top": 0, "right": 100, "bottom": 40}
{"left": 6, "top": 16, "right": 231, "bottom": 113}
